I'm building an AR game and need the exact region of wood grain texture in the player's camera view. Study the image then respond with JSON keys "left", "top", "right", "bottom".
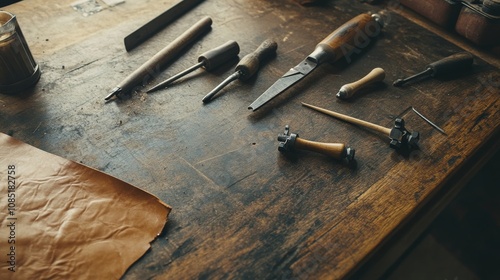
{"left": 317, "top": 13, "right": 375, "bottom": 63}
{"left": 0, "top": 0, "right": 498, "bottom": 279}
{"left": 294, "top": 137, "right": 346, "bottom": 159}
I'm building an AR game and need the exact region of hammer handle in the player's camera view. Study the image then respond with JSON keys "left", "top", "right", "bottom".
{"left": 294, "top": 138, "right": 346, "bottom": 160}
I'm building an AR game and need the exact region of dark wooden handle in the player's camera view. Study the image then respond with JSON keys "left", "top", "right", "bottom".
{"left": 428, "top": 52, "right": 474, "bottom": 77}
{"left": 294, "top": 138, "right": 346, "bottom": 159}
{"left": 199, "top": 40, "right": 240, "bottom": 70}
{"left": 236, "top": 39, "right": 277, "bottom": 81}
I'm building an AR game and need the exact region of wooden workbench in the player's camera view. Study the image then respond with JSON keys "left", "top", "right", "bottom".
{"left": 1, "top": 0, "right": 498, "bottom": 279}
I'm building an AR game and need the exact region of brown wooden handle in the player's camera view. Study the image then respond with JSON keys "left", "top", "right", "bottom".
{"left": 337, "top": 67, "right": 385, "bottom": 99}
{"left": 308, "top": 13, "right": 376, "bottom": 64}
{"left": 302, "top": 102, "right": 392, "bottom": 136}
{"left": 117, "top": 16, "right": 212, "bottom": 93}
{"left": 294, "top": 138, "right": 346, "bottom": 159}
{"left": 236, "top": 39, "right": 277, "bottom": 81}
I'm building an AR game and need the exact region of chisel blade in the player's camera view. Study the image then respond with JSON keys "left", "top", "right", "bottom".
{"left": 248, "top": 13, "right": 383, "bottom": 112}
{"left": 248, "top": 58, "right": 317, "bottom": 111}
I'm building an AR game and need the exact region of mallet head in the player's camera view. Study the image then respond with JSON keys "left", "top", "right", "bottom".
{"left": 389, "top": 118, "right": 420, "bottom": 150}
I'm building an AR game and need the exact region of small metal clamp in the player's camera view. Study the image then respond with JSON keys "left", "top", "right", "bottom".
{"left": 278, "top": 125, "right": 297, "bottom": 153}
{"left": 389, "top": 118, "right": 420, "bottom": 150}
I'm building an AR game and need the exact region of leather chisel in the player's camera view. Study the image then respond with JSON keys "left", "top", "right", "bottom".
{"left": 248, "top": 13, "right": 383, "bottom": 111}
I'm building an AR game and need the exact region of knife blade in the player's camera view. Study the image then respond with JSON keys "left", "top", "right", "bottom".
{"left": 124, "top": 0, "right": 205, "bottom": 51}
{"left": 248, "top": 13, "right": 382, "bottom": 111}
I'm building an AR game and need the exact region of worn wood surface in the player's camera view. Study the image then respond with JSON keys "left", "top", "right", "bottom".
{"left": 1, "top": 0, "right": 498, "bottom": 279}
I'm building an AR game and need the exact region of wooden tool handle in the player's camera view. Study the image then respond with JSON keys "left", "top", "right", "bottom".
{"left": 236, "top": 39, "right": 277, "bottom": 81}
{"left": 199, "top": 40, "right": 240, "bottom": 70}
{"left": 294, "top": 138, "right": 346, "bottom": 159}
{"left": 301, "top": 102, "right": 392, "bottom": 136}
{"left": 428, "top": 52, "right": 473, "bottom": 77}
{"left": 117, "top": 16, "right": 212, "bottom": 92}
{"left": 309, "top": 13, "right": 378, "bottom": 64}
{"left": 337, "top": 67, "right": 385, "bottom": 99}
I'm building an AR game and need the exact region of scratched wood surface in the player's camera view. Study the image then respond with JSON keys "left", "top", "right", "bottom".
{"left": 1, "top": 0, "right": 499, "bottom": 279}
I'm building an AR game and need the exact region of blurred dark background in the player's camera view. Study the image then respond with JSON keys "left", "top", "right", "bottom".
{"left": 386, "top": 151, "right": 500, "bottom": 280}
{"left": 0, "top": 0, "right": 21, "bottom": 7}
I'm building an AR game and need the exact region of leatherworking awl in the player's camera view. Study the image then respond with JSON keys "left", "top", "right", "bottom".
{"left": 203, "top": 39, "right": 277, "bottom": 103}
{"left": 393, "top": 52, "right": 473, "bottom": 87}
{"left": 147, "top": 40, "right": 240, "bottom": 92}
{"left": 105, "top": 16, "right": 212, "bottom": 101}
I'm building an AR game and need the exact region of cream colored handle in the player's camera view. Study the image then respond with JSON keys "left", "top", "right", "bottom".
{"left": 301, "top": 102, "right": 392, "bottom": 136}
{"left": 337, "top": 67, "right": 385, "bottom": 99}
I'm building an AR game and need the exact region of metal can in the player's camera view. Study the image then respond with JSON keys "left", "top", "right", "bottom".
{"left": 0, "top": 11, "right": 41, "bottom": 94}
